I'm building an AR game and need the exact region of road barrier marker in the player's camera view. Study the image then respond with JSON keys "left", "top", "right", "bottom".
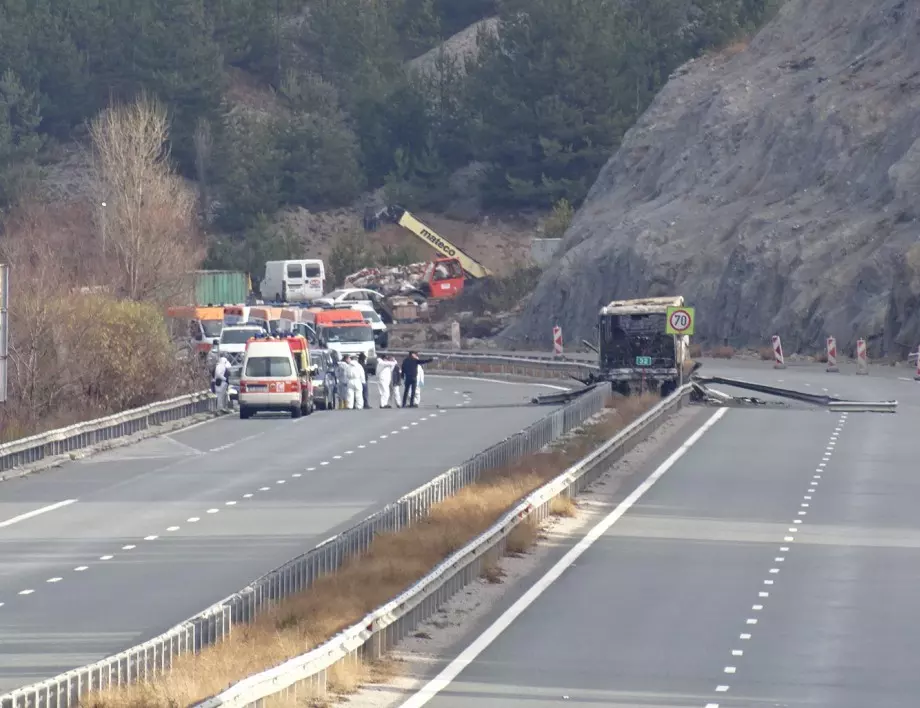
{"left": 772, "top": 335, "right": 786, "bottom": 369}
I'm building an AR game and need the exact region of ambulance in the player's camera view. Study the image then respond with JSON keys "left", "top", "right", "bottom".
{"left": 166, "top": 305, "right": 224, "bottom": 357}
{"left": 223, "top": 305, "right": 250, "bottom": 326}
{"left": 238, "top": 334, "right": 317, "bottom": 419}
{"left": 248, "top": 306, "right": 285, "bottom": 334}
{"left": 304, "top": 308, "right": 377, "bottom": 373}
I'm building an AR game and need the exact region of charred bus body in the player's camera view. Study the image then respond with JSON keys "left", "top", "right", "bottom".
{"left": 590, "top": 296, "right": 689, "bottom": 397}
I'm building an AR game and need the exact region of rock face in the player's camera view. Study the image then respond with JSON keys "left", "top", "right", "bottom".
{"left": 505, "top": 0, "right": 920, "bottom": 357}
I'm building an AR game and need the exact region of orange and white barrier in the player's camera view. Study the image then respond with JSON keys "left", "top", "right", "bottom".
{"left": 855, "top": 338, "right": 869, "bottom": 375}
{"left": 772, "top": 335, "right": 786, "bottom": 369}
{"left": 826, "top": 336, "right": 839, "bottom": 372}
{"left": 553, "top": 326, "right": 563, "bottom": 356}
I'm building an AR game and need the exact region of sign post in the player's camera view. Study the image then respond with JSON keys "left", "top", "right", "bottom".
{"left": 0, "top": 264, "right": 8, "bottom": 403}
{"left": 665, "top": 306, "right": 695, "bottom": 389}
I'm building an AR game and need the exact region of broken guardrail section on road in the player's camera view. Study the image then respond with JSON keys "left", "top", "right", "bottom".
{"left": 690, "top": 374, "right": 898, "bottom": 413}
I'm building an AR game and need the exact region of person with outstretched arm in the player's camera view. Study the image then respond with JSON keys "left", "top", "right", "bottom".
{"left": 401, "top": 351, "right": 434, "bottom": 408}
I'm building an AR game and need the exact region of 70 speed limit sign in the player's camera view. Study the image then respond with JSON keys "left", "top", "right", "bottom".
{"left": 666, "top": 306, "right": 695, "bottom": 335}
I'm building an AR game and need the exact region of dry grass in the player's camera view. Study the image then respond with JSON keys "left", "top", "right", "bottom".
{"left": 506, "top": 520, "right": 540, "bottom": 555}
{"left": 86, "top": 393, "right": 658, "bottom": 708}
{"left": 707, "top": 346, "right": 735, "bottom": 359}
{"left": 689, "top": 343, "right": 703, "bottom": 359}
{"left": 549, "top": 494, "right": 577, "bottom": 517}
{"left": 814, "top": 350, "right": 828, "bottom": 363}
{"left": 758, "top": 346, "right": 775, "bottom": 361}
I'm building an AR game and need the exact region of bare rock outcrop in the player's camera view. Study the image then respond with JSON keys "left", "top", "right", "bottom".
{"left": 505, "top": 0, "right": 920, "bottom": 356}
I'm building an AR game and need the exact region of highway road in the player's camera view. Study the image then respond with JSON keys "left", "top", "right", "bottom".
{"left": 402, "top": 361, "right": 920, "bottom": 708}
{"left": 0, "top": 375, "right": 567, "bottom": 692}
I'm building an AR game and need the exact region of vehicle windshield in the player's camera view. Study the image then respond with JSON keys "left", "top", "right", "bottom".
{"left": 361, "top": 310, "right": 382, "bottom": 323}
{"left": 305, "top": 264, "right": 322, "bottom": 278}
{"left": 202, "top": 320, "right": 223, "bottom": 337}
{"left": 322, "top": 325, "right": 373, "bottom": 343}
{"left": 245, "top": 356, "right": 292, "bottom": 377}
{"left": 221, "top": 328, "right": 263, "bottom": 344}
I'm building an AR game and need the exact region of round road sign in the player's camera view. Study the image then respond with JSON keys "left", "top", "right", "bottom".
{"left": 668, "top": 308, "right": 692, "bottom": 333}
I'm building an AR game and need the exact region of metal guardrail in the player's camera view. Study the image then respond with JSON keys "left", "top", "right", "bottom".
{"left": 0, "top": 375, "right": 608, "bottom": 708}
{"left": 384, "top": 349, "right": 599, "bottom": 381}
{"left": 194, "top": 384, "right": 693, "bottom": 708}
{"left": 0, "top": 352, "right": 594, "bottom": 477}
{"left": 0, "top": 391, "right": 217, "bottom": 475}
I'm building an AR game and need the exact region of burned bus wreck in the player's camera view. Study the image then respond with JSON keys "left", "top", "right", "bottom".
{"left": 584, "top": 296, "right": 690, "bottom": 397}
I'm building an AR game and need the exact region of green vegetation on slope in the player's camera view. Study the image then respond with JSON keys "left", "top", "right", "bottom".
{"left": 0, "top": 0, "right": 782, "bottom": 274}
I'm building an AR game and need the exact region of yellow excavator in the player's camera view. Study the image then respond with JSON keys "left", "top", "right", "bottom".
{"left": 364, "top": 205, "right": 493, "bottom": 299}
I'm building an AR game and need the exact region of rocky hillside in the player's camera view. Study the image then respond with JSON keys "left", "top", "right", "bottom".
{"left": 506, "top": 0, "right": 920, "bottom": 357}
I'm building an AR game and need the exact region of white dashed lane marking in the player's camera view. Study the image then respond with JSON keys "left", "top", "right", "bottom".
{"left": 702, "top": 411, "right": 847, "bottom": 704}
{"left": 0, "top": 386, "right": 479, "bottom": 608}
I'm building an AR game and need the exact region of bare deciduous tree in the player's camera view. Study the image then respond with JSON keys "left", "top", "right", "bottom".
{"left": 90, "top": 93, "right": 203, "bottom": 302}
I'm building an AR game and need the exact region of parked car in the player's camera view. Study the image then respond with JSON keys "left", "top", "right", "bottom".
{"left": 351, "top": 302, "right": 388, "bottom": 348}
{"left": 313, "top": 288, "right": 395, "bottom": 324}
{"left": 309, "top": 348, "right": 338, "bottom": 409}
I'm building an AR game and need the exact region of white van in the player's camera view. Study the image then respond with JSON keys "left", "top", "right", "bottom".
{"left": 238, "top": 338, "right": 315, "bottom": 418}
{"left": 261, "top": 260, "right": 325, "bottom": 303}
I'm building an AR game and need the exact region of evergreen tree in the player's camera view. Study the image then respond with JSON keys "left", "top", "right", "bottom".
{"left": 0, "top": 68, "right": 43, "bottom": 208}
{"left": 119, "top": 0, "right": 227, "bottom": 173}
{"left": 0, "top": 0, "right": 91, "bottom": 137}
{"left": 392, "top": 0, "right": 443, "bottom": 57}
{"left": 204, "top": 0, "right": 282, "bottom": 80}
{"left": 467, "top": 0, "right": 632, "bottom": 207}
{"left": 274, "top": 72, "right": 365, "bottom": 208}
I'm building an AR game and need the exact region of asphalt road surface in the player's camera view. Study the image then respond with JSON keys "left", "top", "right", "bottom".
{"left": 404, "top": 361, "right": 920, "bottom": 708}
{"left": 0, "top": 375, "right": 567, "bottom": 692}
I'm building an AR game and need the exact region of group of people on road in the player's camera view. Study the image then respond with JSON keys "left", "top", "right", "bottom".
{"left": 211, "top": 350, "right": 436, "bottom": 413}
{"left": 334, "top": 351, "right": 434, "bottom": 410}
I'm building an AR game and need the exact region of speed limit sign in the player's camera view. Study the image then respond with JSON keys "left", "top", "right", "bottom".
{"left": 666, "top": 306, "right": 695, "bottom": 335}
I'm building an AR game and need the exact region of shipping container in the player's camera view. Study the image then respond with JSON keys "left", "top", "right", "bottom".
{"left": 193, "top": 270, "right": 250, "bottom": 306}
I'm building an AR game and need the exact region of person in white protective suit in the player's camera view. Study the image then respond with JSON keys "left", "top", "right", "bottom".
{"left": 336, "top": 354, "right": 352, "bottom": 409}
{"left": 376, "top": 354, "right": 398, "bottom": 408}
{"left": 413, "top": 364, "right": 424, "bottom": 406}
{"left": 346, "top": 355, "right": 366, "bottom": 410}
{"left": 213, "top": 356, "right": 231, "bottom": 411}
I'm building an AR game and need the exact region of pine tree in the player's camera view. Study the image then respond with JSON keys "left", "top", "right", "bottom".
{"left": 0, "top": 68, "right": 44, "bottom": 208}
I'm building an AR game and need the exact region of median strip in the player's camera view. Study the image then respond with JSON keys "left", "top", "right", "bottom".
{"left": 88, "top": 393, "right": 659, "bottom": 708}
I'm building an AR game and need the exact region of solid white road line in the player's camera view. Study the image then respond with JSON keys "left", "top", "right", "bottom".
{"left": 0, "top": 499, "right": 77, "bottom": 529}
{"left": 397, "top": 406, "right": 729, "bottom": 708}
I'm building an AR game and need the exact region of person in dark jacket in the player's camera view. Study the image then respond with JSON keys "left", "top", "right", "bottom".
{"left": 401, "top": 351, "right": 434, "bottom": 408}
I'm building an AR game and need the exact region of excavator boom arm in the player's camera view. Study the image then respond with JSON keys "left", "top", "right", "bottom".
{"left": 391, "top": 208, "right": 492, "bottom": 279}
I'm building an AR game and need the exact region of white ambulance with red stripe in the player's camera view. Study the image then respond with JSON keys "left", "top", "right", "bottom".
{"left": 238, "top": 335, "right": 317, "bottom": 419}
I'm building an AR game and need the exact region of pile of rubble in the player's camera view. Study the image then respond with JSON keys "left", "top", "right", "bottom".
{"left": 344, "top": 263, "right": 430, "bottom": 296}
